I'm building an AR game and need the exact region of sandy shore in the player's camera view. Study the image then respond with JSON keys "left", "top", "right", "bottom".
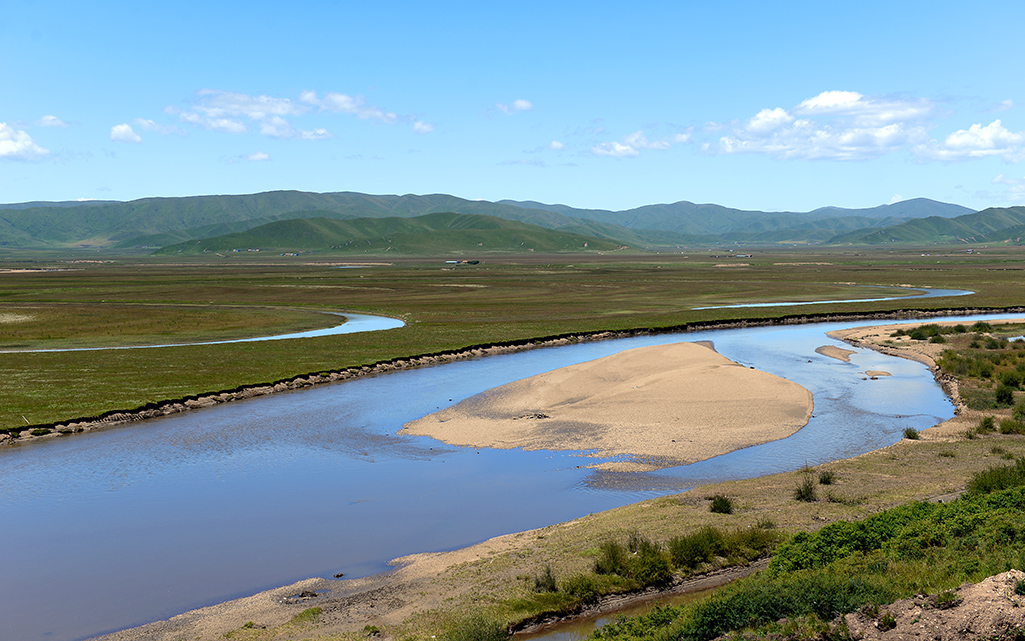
{"left": 401, "top": 342, "right": 813, "bottom": 471}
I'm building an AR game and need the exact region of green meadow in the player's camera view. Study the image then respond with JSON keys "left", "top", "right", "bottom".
{"left": 2, "top": 246, "right": 1025, "bottom": 432}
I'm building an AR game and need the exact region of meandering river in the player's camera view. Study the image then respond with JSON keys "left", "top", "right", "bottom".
{"left": 0, "top": 308, "right": 1016, "bottom": 641}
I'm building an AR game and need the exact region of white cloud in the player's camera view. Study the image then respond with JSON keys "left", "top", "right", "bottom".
{"left": 496, "top": 99, "right": 533, "bottom": 115}
{"left": 889, "top": 194, "right": 905, "bottom": 204}
{"left": 169, "top": 89, "right": 420, "bottom": 141}
{"left": 624, "top": 130, "right": 671, "bottom": 150}
{"left": 674, "top": 132, "right": 692, "bottom": 143}
{"left": 134, "top": 118, "right": 186, "bottom": 136}
{"left": 110, "top": 123, "right": 142, "bottom": 143}
{"left": 307, "top": 91, "right": 398, "bottom": 123}
{"left": 796, "top": 90, "right": 864, "bottom": 113}
{"left": 592, "top": 141, "right": 639, "bottom": 158}
{"left": 745, "top": 108, "right": 793, "bottom": 134}
{"left": 0, "top": 123, "right": 49, "bottom": 159}
{"left": 36, "top": 115, "right": 68, "bottom": 128}
{"left": 917, "top": 120, "right": 1025, "bottom": 162}
{"left": 794, "top": 90, "right": 932, "bottom": 127}
{"left": 244, "top": 151, "right": 269, "bottom": 162}
{"left": 994, "top": 99, "right": 1014, "bottom": 112}
{"left": 549, "top": 140, "right": 564, "bottom": 151}
{"left": 711, "top": 90, "right": 940, "bottom": 160}
{"left": 178, "top": 111, "right": 248, "bottom": 133}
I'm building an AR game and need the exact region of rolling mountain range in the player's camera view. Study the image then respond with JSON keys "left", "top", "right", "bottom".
{"left": 0, "top": 189, "right": 1021, "bottom": 253}
{"left": 154, "top": 212, "right": 625, "bottom": 255}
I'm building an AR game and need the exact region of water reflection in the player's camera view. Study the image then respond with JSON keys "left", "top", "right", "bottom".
{"left": 693, "top": 287, "right": 972, "bottom": 309}
{"left": 0, "top": 312, "right": 404, "bottom": 353}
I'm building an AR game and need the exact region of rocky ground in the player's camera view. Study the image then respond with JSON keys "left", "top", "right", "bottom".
{"left": 841, "top": 570, "right": 1025, "bottom": 641}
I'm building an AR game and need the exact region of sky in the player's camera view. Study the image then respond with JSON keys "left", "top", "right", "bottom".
{"left": 2, "top": 0, "right": 1024, "bottom": 212}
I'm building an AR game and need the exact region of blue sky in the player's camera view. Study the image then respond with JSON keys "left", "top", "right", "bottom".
{"left": 2, "top": 0, "right": 1024, "bottom": 212}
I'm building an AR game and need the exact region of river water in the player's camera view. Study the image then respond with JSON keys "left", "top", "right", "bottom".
{"left": 0, "top": 310, "right": 1016, "bottom": 641}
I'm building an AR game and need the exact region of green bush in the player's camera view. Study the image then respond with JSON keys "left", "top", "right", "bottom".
{"left": 819, "top": 470, "right": 835, "bottom": 485}
{"left": 594, "top": 540, "right": 630, "bottom": 576}
{"left": 669, "top": 526, "right": 725, "bottom": 570}
{"left": 903, "top": 427, "right": 920, "bottom": 440}
{"left": 594, "top": 535, "right": 672, "bottom": 587}
{"left": 978, "top": 415, "right": 996, "bottom": 433}
{"left": 999, "top": 419, "right": 1025, "bottom": 435}
{"left": 631, "top": 539, "right": 673, "bottom": 587}
{"left": 966, "top": 458, "right": 1025, "bottom": 495}
{"left": 562, "top": 574, "right": 601, "bottom": 604}
{"left": 709, "top": 495, "right": 734, "bottom": 514}
{"left": 996, "top": 384, "right": 1015, "bottom": 406}
{"left": 1014, "top": 400, "right": 1025, "bottom": 422}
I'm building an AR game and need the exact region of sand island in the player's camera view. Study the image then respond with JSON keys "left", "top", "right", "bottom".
{"left": 401, "top": 342, "right": 813, "bottom": 471}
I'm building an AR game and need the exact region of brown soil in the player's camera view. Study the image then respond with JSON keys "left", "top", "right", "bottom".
{"left": 841, "top": 570, "right": 1025, "bottom": 641}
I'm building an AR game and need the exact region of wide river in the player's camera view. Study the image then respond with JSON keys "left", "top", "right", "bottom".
{"left": 0, "top": 309, "right": 1018, "bottom": 641}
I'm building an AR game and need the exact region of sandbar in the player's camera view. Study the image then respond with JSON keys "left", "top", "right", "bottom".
{"left": 815, "top": 345, "right": 857, "bottom": 362}
{"left": 400, "top": 342, "right": 813, "bottom": 471}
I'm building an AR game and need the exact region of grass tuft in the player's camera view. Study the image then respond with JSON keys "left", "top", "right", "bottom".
{"left": 794, "top": 476, "right": 817, "bottom": 502}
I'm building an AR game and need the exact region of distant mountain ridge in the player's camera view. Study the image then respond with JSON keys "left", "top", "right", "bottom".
{"left": 154, "top": 212, "right": 625, "bottom": 255}
{"left": 0, "top": 190, "right": 1012, "bottom": 252}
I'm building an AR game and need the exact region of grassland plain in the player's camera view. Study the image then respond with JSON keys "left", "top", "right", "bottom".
{"left": 2, "top": 246, "right": 1025, "bottom": 433}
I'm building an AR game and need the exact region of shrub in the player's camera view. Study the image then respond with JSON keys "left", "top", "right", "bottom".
{"left": 929, "top": 335, "right": 947, "bottom": 344}
{"left": 978, "top": 416, "right": 996, "bottom": 433}
{"left": 818, "top": 470, "right": 835, "bottom": 485}
{"left": 965, "top": 458, "right": 1025, "bottom": 495}
{"left": 996, "top": 384, "right": 1016, "bottom": 406}
{"left": 1014, "top": 400, "right": 1025, "bottom": 422}
{"left": 903, "top": 427, "right": 920, "bottom": 440}
{"left": 794, "top": 476, "right": 817, "bottom": 502}
{"left": 669, "top": 526, "right": 725, "bottom": 569}
{"left": 632, "top": 539, "right": 673, "bottom": 586}
{"left": 594, "top": 540, "right": 630, "bottom": 576}
{"left": 533, "top": 564, "right": 557, "bottom": 592}
{"left": 709, "top": 495, "right": 734, "bottom": 514}
{"left": 30, "top": 428, "right": 51, "bottom": 436}
{"left": 999, "top": 371, "right": 1022, "bottom": 388}
{"left": 999, "top": 419, "right": 1025, "bottom": 435}
{"left": 1014, "top": 578, "right": 1025, "bottom": 597}
{"left": 562, "top": 575, "right": 601, "bottom": 604}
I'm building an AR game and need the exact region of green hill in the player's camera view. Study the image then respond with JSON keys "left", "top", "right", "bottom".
{"left": 153, "top": 212, "right": 627, "bottom": 256}
{"left": 827, "top": 206, "right": 1025, "bottom": 245}
{"left": 0, "top": 189, "right": 980, "bottom": 251}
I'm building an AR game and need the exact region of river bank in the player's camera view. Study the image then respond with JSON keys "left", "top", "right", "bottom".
{"left": 6, "top": 307, "right": 1018, "bottom": 447}
{"left": 91, "top": 315, "right": 1025, "bottom": 641}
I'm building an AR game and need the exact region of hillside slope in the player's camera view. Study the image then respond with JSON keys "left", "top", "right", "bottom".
{"left": 153, "top": 212, "right": 626, "bottom": 255}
